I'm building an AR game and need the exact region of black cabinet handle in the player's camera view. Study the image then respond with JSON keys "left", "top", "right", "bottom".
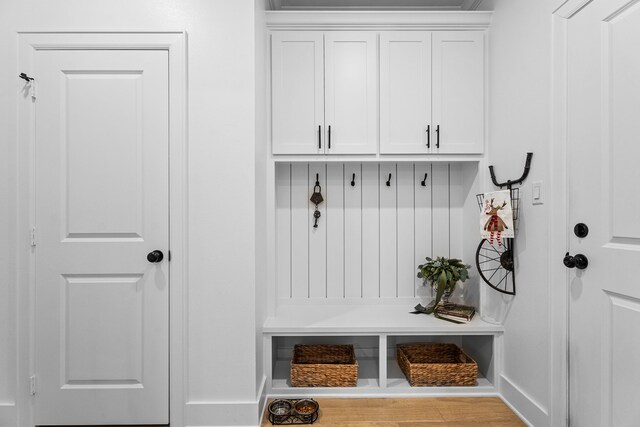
{"left": 436, "top": 125, "right": 440, "bottom": 149}
{"left": 328, "top": 125, "right": 332, "bottom": 149}
{"left": 318, "top": 125, "right": 321, "bottom": 149}
{"left": 426, "top": 125, "right": 430, "bottom": 149}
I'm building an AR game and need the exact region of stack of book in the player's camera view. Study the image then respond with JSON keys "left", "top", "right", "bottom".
{"left": 434, "top": 303, "right": 476, "bottom": 324}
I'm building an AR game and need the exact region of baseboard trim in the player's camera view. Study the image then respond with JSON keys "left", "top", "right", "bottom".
{"left": 257, "top": 375, "right": 268, "bottom": 424}
{"left": 500, "top": 375, "right": 548, "bottom": 427}
{"left": 185, "top": 400, "right": 260, "bottom": 427}
{"left": 0, "top": 402, "right": 17, "bottom": 427}
{"left": 184, "top": 379, "right": 267, "bottom": 427}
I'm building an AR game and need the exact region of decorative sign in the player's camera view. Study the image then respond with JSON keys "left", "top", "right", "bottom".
{"left": 480, "top": 190, "right": 514, "bottom": 246}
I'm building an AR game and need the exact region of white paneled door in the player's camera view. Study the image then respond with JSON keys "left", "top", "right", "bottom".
{"left": 567, "top": 0, "right": 640, "bottom": 425}
{"left": 34, "top": 49, "right": 169, "bottom": 425}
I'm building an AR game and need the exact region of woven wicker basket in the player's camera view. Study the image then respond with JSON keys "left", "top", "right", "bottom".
{"left": 290, "top": 344, "right": 358, "bottom": 387}
{"left": 397, "top": 343, "right": 477, "bottom": 387}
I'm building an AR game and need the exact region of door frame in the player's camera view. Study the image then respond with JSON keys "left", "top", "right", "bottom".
{"left": 16, "top": 32, "right": 187, "bottom": 427}
{"left": 550, "top": 1, "right": 597, "bottom": 426}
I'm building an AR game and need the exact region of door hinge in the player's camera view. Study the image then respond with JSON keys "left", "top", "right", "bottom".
{"left": 30, "top": 227, "right": 36, "bottom": 247}
{"left": 29, "top": 375, "right": 36, "bottom": 396}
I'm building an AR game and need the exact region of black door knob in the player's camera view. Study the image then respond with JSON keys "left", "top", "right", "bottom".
{"left": 574, "top": 223, "right": 589, "bottom": 238}
{"left": 147, "top": 250, "right": 164, "bottom": 263}
{"left": 563, "top": 252, "right": 588, "bottom": 270}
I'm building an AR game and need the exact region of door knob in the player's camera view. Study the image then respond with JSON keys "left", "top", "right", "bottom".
{"left": 563, "top": 252, "right": 588, "bottom": 270}
{"left": 574, "top": 223, "right": 589, "bottom": 238}
{"left": 147, "top": 250, "right": 164, "bottom": 263}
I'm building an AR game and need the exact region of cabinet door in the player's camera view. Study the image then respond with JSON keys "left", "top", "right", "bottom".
{"left": 380, "top": 32, "right": 432, "bottom": 154}
{"left": 272, "top": 32, "right": 324, "bottom": 155}
{"left": 325, "top": 32, "right": 378, "bottom": 154}
{"left": 432, "top": 31, "right": 485, "bottom": 154}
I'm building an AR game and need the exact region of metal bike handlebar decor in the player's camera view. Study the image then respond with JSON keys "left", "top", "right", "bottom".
{"left": 475, "top": 153, "right": 533, "bottom": 296}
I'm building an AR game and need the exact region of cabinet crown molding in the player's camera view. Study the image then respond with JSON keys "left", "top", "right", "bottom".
{"left": 266, "top": 11, "right": 492, "bottom": 30}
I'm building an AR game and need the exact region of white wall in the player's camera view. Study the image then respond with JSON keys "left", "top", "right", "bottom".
{"left": 0, "top": 0, "right": 261, "bottom": 426}
{"left": 0, "top": 3, "right": 20, "bottom": 426}
{"left": 0, "top": 0, "right": 18, "bottom": 423}
{"left": 255, "top": 0, "right": 269, "bottom": 414}
{"left": 481, "top": 0, "right": 555, "bottom": 425}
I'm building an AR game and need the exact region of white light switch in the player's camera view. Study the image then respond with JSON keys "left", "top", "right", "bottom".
{"left": 532, "top": 181, "right": 543, "bottom": 205}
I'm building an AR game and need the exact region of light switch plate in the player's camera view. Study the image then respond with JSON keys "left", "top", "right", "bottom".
{"left": 532, "top": 181, "right": 543, "bottom": 205}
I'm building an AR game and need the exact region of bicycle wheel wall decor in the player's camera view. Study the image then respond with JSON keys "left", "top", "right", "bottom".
{"left": 475, "top": 153, "right": 532, "bottom": 296}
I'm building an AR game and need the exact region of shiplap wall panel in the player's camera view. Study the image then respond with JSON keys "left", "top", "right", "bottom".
{"left": 291, "top": 163, "right": 310, "bottom": 298}
{"left": 275, "top": 162, "right": 459, "bottom": 301}
{"left": 361, "top": 163, "right": 380, "bottom": 298}
{"left": 449, "top": 163, "right": 464, "bottom": 259}
{"left": 414, "top": 163, "right": 432, "bottom": 293}
{"left": 276, "top": 164, "right": 292, "bottom": 298}
{"left": 308, "top": 163, "right": 327, "bottom": 298}
{"left": 344, "top": 163, "right": 362, "bottom": 298}
{"left": 326, "top": 163, "right": 345, "bottom": 298}
{"left": 397, "top": 163, "right": 416, "bottom": 298}
{"left": 379, "top": 163, "right": 398, "bottom": 298}
{"left": 432, "top": 163, "right": 450, "bottom": 257}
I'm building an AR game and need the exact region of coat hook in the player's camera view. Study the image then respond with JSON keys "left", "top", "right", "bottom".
{"left": 386, "top": 173, "right": 392, "bottom": 187}
{"left": 421, "top": 173, "right": 428, "bottom": 187}
{"left": 19, "top": 73, "right": 34, "bottom": 82}
{"left": 315, "top": 173, "right": 319, "bottom": 186}
{"left": 351, "top": 173, "right": 356, "bottom": 187}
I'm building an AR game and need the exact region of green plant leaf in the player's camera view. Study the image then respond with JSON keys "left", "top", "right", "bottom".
{"left": 433, "top": 271, "right": 447, "bottom": 307}
{"left": 452, "top": 269, "right": 460, "bottom": 281}
{"left": 423, "top": 300, "right": 437, "bottom": 314}
{"left": 413, "top": 304, "right": 428, "bottom": 314}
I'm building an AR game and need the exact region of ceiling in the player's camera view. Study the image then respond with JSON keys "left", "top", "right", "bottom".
{"left": 268, "top": 0, "right": 487, "bottom": 10}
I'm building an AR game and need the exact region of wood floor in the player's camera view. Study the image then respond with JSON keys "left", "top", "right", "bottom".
{"left": 261, "top": 397, "right": 526, "bottom": 426}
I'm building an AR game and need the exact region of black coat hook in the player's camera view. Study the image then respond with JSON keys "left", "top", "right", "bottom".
{"left": 19, "top": 73, "right": 34, "bottom": 82}
{"left": 386, "top": 173, "right": 392, "bottom": 187}
{"left": 351, "top": 173, "right": 355, "bottom": 187}
{"left": 315, "top": 173, "right": 320, "bottom": 186}
{"left": 421, "top": 173, "right": 428, "bottom": 187}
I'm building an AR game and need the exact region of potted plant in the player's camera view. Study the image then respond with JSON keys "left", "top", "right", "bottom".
{"left": 416, "top": 256, "right": 471, "bottom": 314}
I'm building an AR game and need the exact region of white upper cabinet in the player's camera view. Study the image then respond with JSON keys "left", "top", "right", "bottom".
{"left": 432, "top": 31, "right": 484, "bottom": 154}
{"left": 272, "top": 32, "right": 324, "bottom": 155}
{"left": 271, "top": 31, "right": 378, "bottom": 155}
{"left": 380, "top": 32, "right": 433, "bottom": 154}
{"left": 324, "top": 32, "right": 378, "bottom": 155}
{"left": 272, "top": 29, "right": 485, "bottom": 156}
{"left": 380, "top": 31, "right": 485, "bottom": 154}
